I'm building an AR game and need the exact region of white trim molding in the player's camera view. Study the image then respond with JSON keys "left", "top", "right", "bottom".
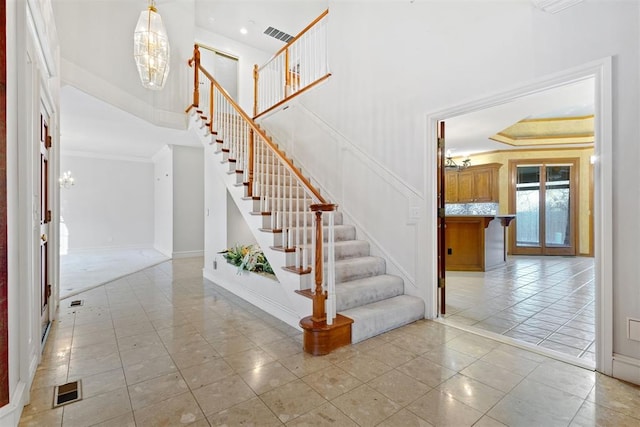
{"left": 532, "top": 0, "right": 585, "bottom": 14}
{"left": 425, "top": 57, "right": 613, "bottom": 374}
{"left": 612, "top": 354, "right": 640, "bottom": 385}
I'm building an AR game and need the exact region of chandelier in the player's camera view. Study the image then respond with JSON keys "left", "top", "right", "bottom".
{"left": 59, "top": 171, "right": 75, "bottom": 189}
{"left": 134, "top": 0, "right": 170, "bottom": 90}
{"left": 445, "top": 150, "right": 471, "bottom": 171}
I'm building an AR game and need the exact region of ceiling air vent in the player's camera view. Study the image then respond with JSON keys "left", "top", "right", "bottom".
{"left": 264, "top": 26, "right": 294, "bottom": 43}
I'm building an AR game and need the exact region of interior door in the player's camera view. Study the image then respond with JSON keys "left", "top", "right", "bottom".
{"left": 40, "top": 109, "right": 51, "bottom": 341}
{"left": 437, "top": 121, "right": 446, "bottom": 315}
{"left": 510, "top": 159, "right": 578, "bottom": 256}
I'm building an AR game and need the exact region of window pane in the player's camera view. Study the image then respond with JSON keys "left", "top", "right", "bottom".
{"left": 516, "top": 166, "right": 540, "bottom": 247}
{"left": 545, "top": 165, "right": 571, "bottom": 247}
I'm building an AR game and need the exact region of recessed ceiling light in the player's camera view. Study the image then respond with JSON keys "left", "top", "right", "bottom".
{"left": 240, "top": 27, "right": 248, "bottom": 35}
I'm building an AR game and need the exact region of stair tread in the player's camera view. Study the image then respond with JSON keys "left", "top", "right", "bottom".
{"left": 341, "top": 295, "right": 425, "bottom": 343}
{"left": 335, "top": 274, "right": 404, "bottom": 311}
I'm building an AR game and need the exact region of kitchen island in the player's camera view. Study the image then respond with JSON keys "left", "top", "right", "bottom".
{"left": 445, "top": 215, "right": 515, "bottom": 271}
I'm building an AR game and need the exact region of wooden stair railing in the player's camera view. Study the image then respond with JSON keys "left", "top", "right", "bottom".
{"left": 187, "top": 44, "right": 350, "bottom": 355}
{"left": 253, "top": 9, "right": 331, "bottom": 119}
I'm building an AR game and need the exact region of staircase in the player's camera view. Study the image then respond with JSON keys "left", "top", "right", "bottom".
{"left": 187, "top": 42, "right": 424, "bottom": 353}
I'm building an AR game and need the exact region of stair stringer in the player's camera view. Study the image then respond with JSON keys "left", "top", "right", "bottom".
{"left": 188, "top": 111, "right": 311, "bottom": 330}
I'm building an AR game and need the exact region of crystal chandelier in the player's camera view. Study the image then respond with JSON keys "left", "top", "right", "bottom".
{"left": 133, "top": 0, "right": 170, "bottom": 90}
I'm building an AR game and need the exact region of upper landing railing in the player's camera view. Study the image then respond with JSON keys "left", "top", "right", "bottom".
{"left": 253, "top": 9, "right": 330, "bottom": 119}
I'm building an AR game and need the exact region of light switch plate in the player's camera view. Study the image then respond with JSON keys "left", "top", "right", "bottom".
{"left": 628, "top": 317, "right": 640, "bottom": 342}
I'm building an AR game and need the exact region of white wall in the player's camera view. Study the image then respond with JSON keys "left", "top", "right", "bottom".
{"left": 2, "top": 0, "right": 61, "bottom": 424}
{"left": 195, "top": 28, "right": 271, "bottom": 114}
{"left": 153, "top": 146, "right": 173, "bottom": 257}
{"left": 60, "top": 154, "right": 154, "bottom": 250}
{"left": 227, "top": 191, "right": 257, "bottom": 249}
{"left": 52, "top": 0, "right": 196, "bottom": 129}
{"left": 172, "top": 145, "right": 204, "bottom": 257}
{"left": 260, "top": 0, "right": 640, "bottom": 374}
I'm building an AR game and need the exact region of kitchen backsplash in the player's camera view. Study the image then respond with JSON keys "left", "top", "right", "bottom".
{"left": 446, "top": 202, "right": 499, "bottom": 215}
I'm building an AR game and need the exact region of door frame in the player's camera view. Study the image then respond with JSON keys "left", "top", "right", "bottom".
{"left": 425, "top": 57, "right": 613, "bottom": 375}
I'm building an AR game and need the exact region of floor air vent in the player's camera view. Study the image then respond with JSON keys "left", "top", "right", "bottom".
{"left": 53, "top": 380, "right": 82, "bottom": 408}
{"left": 69, "top": 300, "right": 83, "bottom": 307}
{"left": 264, "top": 26, "right": 294, "bottom": 43}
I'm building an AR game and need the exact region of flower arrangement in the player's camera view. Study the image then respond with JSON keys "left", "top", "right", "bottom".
{"left": 219, "top": 244, "right": 274, "bottom": 275}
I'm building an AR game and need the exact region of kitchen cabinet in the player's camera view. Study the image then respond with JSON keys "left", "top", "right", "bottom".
{"left": 445, "top": 163, "right": 501, "bottom": 203}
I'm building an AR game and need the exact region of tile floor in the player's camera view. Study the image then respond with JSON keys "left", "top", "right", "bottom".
{"left": 19, "top": 257, "right": 640, "bottom": 426}
{"left": 60, "top": 248, "right": 169, "bottom": 299}
{"left": 444, "top": 256, "right": 595, "bottom": 364}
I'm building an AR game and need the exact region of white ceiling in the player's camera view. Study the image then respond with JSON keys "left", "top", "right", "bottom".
{"left": 60, "top": 85, "right": 198, "bottom": 160}
{"left": 58, "top": 1, "right": 594, "bottom": 161}
{"left": 444, "top": 77, "right": 595, "bottom": 156}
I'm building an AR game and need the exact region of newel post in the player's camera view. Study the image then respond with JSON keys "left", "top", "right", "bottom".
{"left": 253, "top": 64, "right": 259, "bottom": 117}
{"left": 311, "top": 209, "right": 326, "bottom": 322}
{"left": 189, "top": 44, "right": 200, "bottom": 108}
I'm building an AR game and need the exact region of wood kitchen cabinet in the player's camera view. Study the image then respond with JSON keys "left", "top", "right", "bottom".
{"left": 445, "top": 163, "right": 501, "bottom": 203}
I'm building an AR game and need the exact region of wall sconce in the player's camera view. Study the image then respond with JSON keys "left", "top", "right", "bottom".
{"left": 59, "top": 171, "right": 75, "bottom": 189}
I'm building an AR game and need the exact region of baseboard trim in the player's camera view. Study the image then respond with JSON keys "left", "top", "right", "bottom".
{"left": 612, "top": 353, "right": 640, "bottom": 385}
{"left": 172, "top": 250, "right": 204, "bottom": 259}
{"left": 0, "top": 379, "right": 27, "bottom": 427}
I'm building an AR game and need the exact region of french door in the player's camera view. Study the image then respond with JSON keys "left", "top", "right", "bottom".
{"left": 40, "top": 108, "right": 51, "bottom": 340}
{"left": 509, "top": 159, "right": 579, "bottom": 256}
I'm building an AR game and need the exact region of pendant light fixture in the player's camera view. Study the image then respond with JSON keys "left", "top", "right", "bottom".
{"left": 133, "top": 0, "right": 170, "bottom": 90}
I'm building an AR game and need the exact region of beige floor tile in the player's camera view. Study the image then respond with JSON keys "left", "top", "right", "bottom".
{"left": 17, "top": 406, "right": 62, "bottom": 427}
{"left": 437, "top": 374, "right": 505, "bottom": 412}
{"left": 239, "top": 361, "right": 297, "bottom": 394}
{"left": 330, "top": 384, "right": 401, "bottom": 427}
{"left": 570, "top": 400, "right": 640, "bottom": 427}
{"left": 61, "top": 387, "right": 132, "bottom": 427}
{"left": 336, "top": 353, "right": 393, "bottom": 382}
{"left": 67, "top": 367, "right": 126, "bottom": 400}
{"left": 133, "top": 390, "right": 205, "bottom": 427}
{"left": 586, "top": 373, "right": 640, "bottom": 419}
{"left": 68, "top": 351, "right": 123, "bottom": 379}
{"left": 30, "top": 364, "right": 69, "bottom": 391}
{"left": 375, "top": 408, "right": 434, "bottom": 427}
{"left": 460, "top": 359, "right": 524, "bottom": 393}
{"left": 527, "top": 359, "right": 595, "bottom": 398}
{"left": 208, "top": 334, "right": 258, "bottom": 357}
{"left": 90, "top": 412, "right": 136, "bottom": 427}
{"left": 302, "top": 366, "right": 362, "bottom": 400}
{"left": 122, "top": 353, "right": 178, "bottom": 385}
{"left": 119, "top": 341, "right": 169, "bottom": 367}
{"left": 206, "top": 397, "right": 282, "bottom": 427}
{"left": 192, "top": 373, "right": 256, "bottom": 416}
{"left": 488, "top": 394, "right": 575, "bottom": 427}
{"left": 170, "top": 341, "right": 220, "bottom": 370}
{"left": 479, "top": 347, "right": 541, "bottom": 376}
{"left": 222, "top": 347, "right": 277, "bottom": 373}
{"left": 279, "top": 352, "right": 332, "bottom": 378}
{"left": 490, "top": 377, "right": 583, "bottom": 424}
{"left": 367, "top": 369, "right": 431, "bottom": 406}
{"left": 180, "top": 357, "right": 235, "bottom": 390}
{"left": 260, "top": 379, "right": 327, "bottom": 423}
{"left": 406, "top": 389, "right": 483, "bottom": 427}
{"left": 70, "top": 329, "right": 117, "bottom": 350}
{"left": 445, "top": 333, "right": 500, "bottom": 358}
{"left": 473, "top": 415, "right": 507, "bottom": 427}
{"left": 367, "top": 342, "right": 417, "bottom": 368}
{"left": 116, "top": 331, "right": 163, "bottom": 353}
{"left": 128, "top": 371, "right": 189, "bottom": 410}
{"left": 396, "top": 356, "right": 456, "bottom": 388}
{"left": 260, "top": 337, "right": 303, "bottom": 359}
{"left": 423, "top": 345, "right": 478, "bottom": 372}
{"left": 286, "top": 402, "right": 358, "bottom": 426}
